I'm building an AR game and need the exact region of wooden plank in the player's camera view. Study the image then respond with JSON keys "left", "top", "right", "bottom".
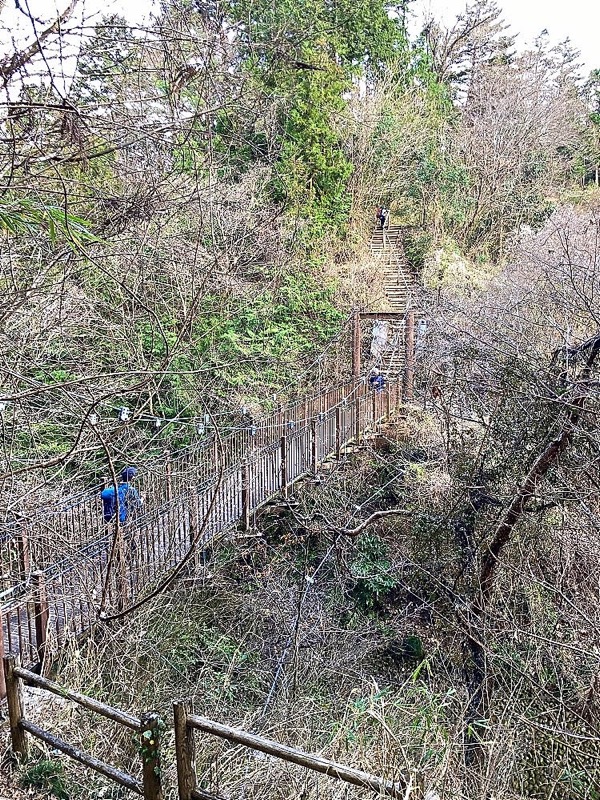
{"left": 13, "top": 665, "right": 140, "bottom": 729}
{"left": 187, "top": 714, "right": 405, "bottom": 798}
{"left": 21, "top": 719, "right": 142, "bottom": 794}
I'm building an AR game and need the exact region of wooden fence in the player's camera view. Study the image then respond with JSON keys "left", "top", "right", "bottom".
{"left": 3, "top": 655, "right": 408, "bottom": 800}
{"left": 1, "top": 372, "right": 405, "bottom": 696}
{"left": 4, "top": 653, "right": 163, "bottom": 799}
{"left": 173, "top": 699, "right": 406, "bottom": 799}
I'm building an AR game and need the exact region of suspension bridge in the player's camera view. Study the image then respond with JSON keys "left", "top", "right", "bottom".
{"left": 1, "top": 226, "right": 423, "bottom": 699}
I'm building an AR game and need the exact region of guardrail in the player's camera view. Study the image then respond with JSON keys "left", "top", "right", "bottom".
{"left": 173, "top": 699, "right": 406, "bottom": 799}
{"left": 3, "top": 653, "right": 164, "bottom": 799}
{"left": 2, "top": 654, "right": 407, "bottom": 800}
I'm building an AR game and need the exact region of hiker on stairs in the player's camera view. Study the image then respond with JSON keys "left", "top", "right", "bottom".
{"left": 369, "top": 368, "right": 385, "bottom": 393}
{"left": 376, "top": 206, "right": 389, "bottom": 230}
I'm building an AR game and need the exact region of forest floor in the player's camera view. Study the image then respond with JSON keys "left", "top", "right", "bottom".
{"left": 1, "top": 687, "right": 67, "bottom": 800}
{"left": 0, "top": 740, "right": 41, "bottom": 800}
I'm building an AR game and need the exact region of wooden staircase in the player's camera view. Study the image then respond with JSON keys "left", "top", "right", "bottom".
{"left": 380, "top": 321, "right": 405, "bottom": 379}
{"left": 369, "top": 224, "right": 417, "bottom": 379}
{"left": 370, "top": 224, "right": 415, "bottom": 312}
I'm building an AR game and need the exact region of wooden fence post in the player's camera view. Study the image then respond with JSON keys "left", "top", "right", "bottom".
{"left": 403, "top": 311, "right": 415, "bottom": 401}
{"left": 3, "top": 654, "right": 28, "bottom": 760}
{"left": 354, "top": 386, "right": 361, "bottom": 444}
{"left": 140, "top": 712, "right": 164, "bottom": 800}
{"left": 32, "top": 570, "right": 49, "bottom": 667}
{"left": 241, "top": 463, "right": 250, "bottom": 531}
{"left": 174, "top": 700, "right": 196, "bottom": 800}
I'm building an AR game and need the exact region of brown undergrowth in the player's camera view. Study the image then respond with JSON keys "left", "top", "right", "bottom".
{"left": 10, "top": 413, "right": 600, "bottom": 799}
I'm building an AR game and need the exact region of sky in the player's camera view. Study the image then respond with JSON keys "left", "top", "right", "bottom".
{"left": 1, "top": 0, "right": 599, "bottom": 73}
{"left": 414, "top": 0, "right": 599, "bottom": 72}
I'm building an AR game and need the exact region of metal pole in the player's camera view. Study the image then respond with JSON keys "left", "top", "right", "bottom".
{"left": 403, "top": 311, "right": 415, "bottom": 401}
{"left": 280, "top": 428, "right": 288, "bottom": 499}
{"left": 352, "top": 313, "right": 361, "bottom": 381}
{"left": 32, "top": 570, "right": 49, "bottom": 668}
{"left": 241, "top": 463, "right": 250, "bottom": 531}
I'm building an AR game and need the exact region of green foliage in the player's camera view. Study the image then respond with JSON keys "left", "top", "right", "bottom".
{"left": 33, "top": 368, "right": 75, "bottom": 385}
{"left": 31, "top": 422, "right": 71, "bottom": 457}
{"left": 214, "top": 117, "right": 270, "bottom": 176}
{"left": 350, "top": 532, "right": 398, "bottom": 611}
{"left": 403, "top": 228, "right": 433, "bottom": 273}
{"left": 0, "top": 198, "right": 97, "bottom": 248}
{"left": 229, "top": 0, "right": 405, "bottom": 71}
{"left": 191, "top": 271, "right": 343, "bottom": 389}
{"left": 402, "top": 633, "right": 425, "bottom": 661}
{"left": 227, "top": 0, "right": 408, "bottom": 239}
{"left": 355, "top": 45, "right": 459, "bottom": 230}
{"left": 133, "top": 592, "right": 262, "bottom": 707}
{"left": 135, "top": 718, "right": 166, "bottom": 769}
{"left": 21, "top": 759, "right": 70, "bottom": 800}
{"left": 272, "top": 65, "right": 354, "bottom": 234}
{"left": 70, "top": 14, "right": 139, "bottom": 106}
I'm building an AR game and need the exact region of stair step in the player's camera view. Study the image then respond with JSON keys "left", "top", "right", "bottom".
{"left": 369, "top": 223, "right": 417, "bottom": 316}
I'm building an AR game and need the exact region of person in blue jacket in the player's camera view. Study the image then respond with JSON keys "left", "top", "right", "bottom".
{"left": 369, "top": 368, "right": 385, "bottom": 393}
{"left": 101, "top": 467, "right": 142, "bottom": 523}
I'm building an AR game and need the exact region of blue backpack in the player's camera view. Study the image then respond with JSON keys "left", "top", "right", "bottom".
{"left": 101, "top": 483, "right": 139, "bottom": 523}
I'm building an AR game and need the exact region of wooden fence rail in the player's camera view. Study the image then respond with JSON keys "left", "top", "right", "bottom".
{"left": 173, "top": 700, "right": 407, "bottom": 799}
{"left": 2, "top": 656, "right": 408, "bottom": 800}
